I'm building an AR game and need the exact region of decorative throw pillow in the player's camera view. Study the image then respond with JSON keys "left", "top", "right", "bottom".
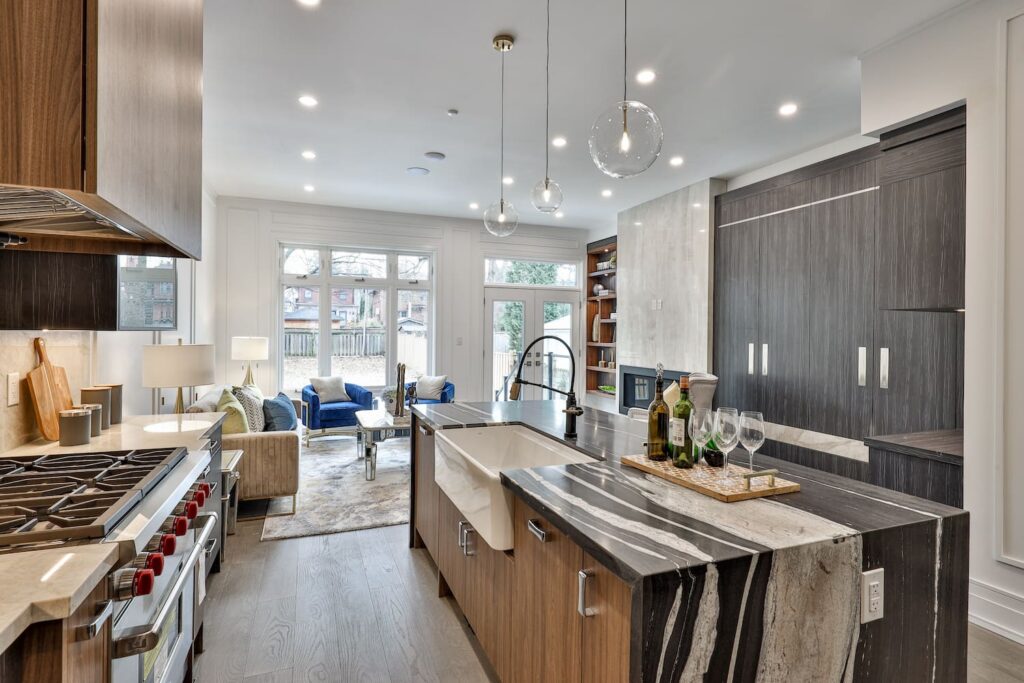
{"left": 263, "top": 392, "right": 298, "bottom": 431}
{"left": 232, "top": 384, "right": 265, "bottom": 432}
{"left": 416, "top": 375, "right": 448, "bottom": 401}
{"left": 216, "top": 388, "right": 250, "bottom": 435}
{"left": 186, "top": 385, "right": 228, "bottom": 414}
{"left": 310, "top": 376, "right": 350, "bottom": 403}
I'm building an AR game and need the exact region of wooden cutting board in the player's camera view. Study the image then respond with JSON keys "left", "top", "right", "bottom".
{"left": 36, "top": 338, "right": 73, "bottom": 411}
{"left": 621, "top": 455, "right": 800, "bottom": 502}
{"left": 27, "top": 339, "right": 62, "bottom": 441}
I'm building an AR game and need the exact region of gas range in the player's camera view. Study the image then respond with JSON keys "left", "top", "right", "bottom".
{"left": 0, "top": 447, "right": 187, "bottom": 553}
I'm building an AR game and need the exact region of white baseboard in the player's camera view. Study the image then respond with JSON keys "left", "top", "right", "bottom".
{"left": 970, "top": 578, "right": 1024, "bottom": 644}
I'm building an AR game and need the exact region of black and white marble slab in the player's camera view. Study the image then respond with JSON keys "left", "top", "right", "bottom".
{"left": 411, "top": 401, "right": 969, "bottom": 682}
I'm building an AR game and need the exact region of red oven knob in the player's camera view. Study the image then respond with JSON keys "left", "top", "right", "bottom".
{"left": 131, "top": 551, "right": 165, "bottom": 576}
{"left": 191, "top": 489, "right": 206, "bottom": 506}
{"left": 112, "top": 568, "right": 155, "bottom": 601}
{"left": 133, "top": 569, "right": 155, "bottom": 597}
{"left": 198, "top": 482, "right": 211, "bottom": 498}
{"left": 146, "top": 533, "right": 176, "bottom": 556}
{"left": 173, "top": 500, "right": 199, "bottom": 520}
{"left": 161, "top": 515, "right": 188, "bottom": 536}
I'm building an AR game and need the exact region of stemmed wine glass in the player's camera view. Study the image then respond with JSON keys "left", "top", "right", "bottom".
{"left": 739, "top": 411, "right": 766, "bottom": 472}
{"left": 688, "top": 408, "right": 713, "bottom": 464}
{"left": 714, "top": 408, "right": 740, "bottom": 474}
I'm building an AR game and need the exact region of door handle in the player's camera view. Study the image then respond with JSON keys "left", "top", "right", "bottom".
{"left": 527, "top": 518, "right": 548, "bottom": 543}
{"left": 857, "top": 347, "right": 867, "bottom": 387}
{"left": 761, "top": 344, "right": 769, "bottom": 376}
{"left": 747, "top": 343, "right": 754, "bottom": 375}
{"left": 879, "top": 348, "right": 889, "bottom": 389}
{"left": 458, "top": 520, "right": 468, "bottom": 548}
{"left": 578, "top": 570, "right": 596, "bottom": 617}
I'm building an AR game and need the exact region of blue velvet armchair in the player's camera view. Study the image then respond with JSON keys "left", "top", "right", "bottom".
{"left": 405, "top": 380, "right": 455, "bottom": 405}
{"left": 301, "top": 382, "right": 374, "bottom": 444}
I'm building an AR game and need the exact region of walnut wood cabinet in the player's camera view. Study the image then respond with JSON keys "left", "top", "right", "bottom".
{"left": 411, "top": 418, "right": 439, "bottom": 557}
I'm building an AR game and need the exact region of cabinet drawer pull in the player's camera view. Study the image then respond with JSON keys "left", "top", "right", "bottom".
{"left": 463, "top": 527, "right": 476, "bottom": 556}
{"left": 577, "top": 570, "right": 596, "bottom": 617}
{"left": 458, "top": 520, "right": 469, "bottom": 548}
{"left": 527, "top": 518, "right": 548, "bottom": 543}
{"left": 761, "top": 344, "right": 769, "bottom": 376}
{"left": 879, "top": 347, "right": 889, "bottom": 389}
{"left": 747, "top": 343, "right": 754, "bottom": 375}
{"left": 418, "top": 424, "right": 433, "bottom": 436}
{"left": 76, "top": 600, "right": 113, "bottom": 641}
{"left": 857, "top": 347, "right": 867, "bottom": 387}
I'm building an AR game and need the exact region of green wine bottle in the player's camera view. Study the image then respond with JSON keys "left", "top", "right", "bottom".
{"left": 646, "top": 364, "right": 669, "bottom": 461}
{"left": 669, "top": 376, "right": 694, "bottom": 468}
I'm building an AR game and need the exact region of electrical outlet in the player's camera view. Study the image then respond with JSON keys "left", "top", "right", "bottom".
{"left": 861, "top": 568, "right": 884, "bottom": 623}
{"left": 6, "top": 373, "right": 19, "bottom": 407}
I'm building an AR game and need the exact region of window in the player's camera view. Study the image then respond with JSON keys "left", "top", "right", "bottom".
{"left": 484, "top": 258, "right": 577, "bottom": 287}
{"left": 118, "top": 256, "right": 177, "bottom": 330}
{"left": 280, "top": 246, "right": 432, "bottom": 393}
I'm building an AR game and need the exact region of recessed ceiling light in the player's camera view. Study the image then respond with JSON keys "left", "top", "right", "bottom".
{"left": 633, "top": 221, "right": 642, "bottom": 227}
{"left": 469, "top": 202, "right": 479, "bottom": 210}
{"left": 601, "top": 189, "right": 613, "bottom": 198}
{"left": 669, "top": 156, "right": 684, "bottom": 167}
{"left": 555, "top": 211, "right": 564, "bottom": 218}
{"left": 502, "top": 176, "right": 514, "bottom": 185}
{"left": 303, "top": 184, "right": 315, "bottom": 192}
{"left": 779, "top": 102, "right": 798, "bottom": 117}
{"left": 447, "top": 108, "right": 460, "bottom": 117}
{"left": 551, "top": 136, "right": 567, "bottom": 148}
{"left": 301, "top": 150, "right": 316, "bottom": 160}
{"left": 298, "top": 94, "right": 318, "bottom": 108}
{"left": 406, "top": 167, "right": 430, "bottom": 176}
{"left": 296, "top": 0, "right": 320, "bottom": 6}
{"left": 424, "top": 151, "right": 446, "bottom": 161}
{"left": 636, "top": 69, "right": 656, "bottom": 85}
{"left": 692, "top": 202, "right": 702, "bottom": 209}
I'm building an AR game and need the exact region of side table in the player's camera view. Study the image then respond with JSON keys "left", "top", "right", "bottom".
{"left": 220, "top": 449, "right": 243, "bottom": 561}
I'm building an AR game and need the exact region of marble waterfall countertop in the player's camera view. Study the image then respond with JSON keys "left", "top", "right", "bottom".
{"left": 413, "top": 401, "right": 970, "bottom": 680}
{"left": 0, "top": 544, "right": 119, "bottom": 652}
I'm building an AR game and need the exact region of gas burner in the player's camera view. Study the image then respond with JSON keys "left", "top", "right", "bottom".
{"left": 32, "top": 453, "right": 123, "bottom": 472}
{"left": 0, "top": 456, "right": 40, "bottom": 478}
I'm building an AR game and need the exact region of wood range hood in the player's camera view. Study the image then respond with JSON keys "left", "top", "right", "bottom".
{"left": 0, "top": 0, "right": 203, "bottom": 259}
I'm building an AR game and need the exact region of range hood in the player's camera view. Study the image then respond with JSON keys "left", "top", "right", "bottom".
{"left": 0, "top": 186, "right": 147, "bottom": 244}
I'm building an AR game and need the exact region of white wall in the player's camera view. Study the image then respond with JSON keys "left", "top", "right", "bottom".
{"left": 861, "top": 0, "right": 1024, "bottom": 643}
{"left": 212, "top": 197, "right": 587, "bottom": 402}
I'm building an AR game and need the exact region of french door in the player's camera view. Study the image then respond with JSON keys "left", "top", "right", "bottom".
{"left": 485, "top": 288, "right": 579, "bottom": 400}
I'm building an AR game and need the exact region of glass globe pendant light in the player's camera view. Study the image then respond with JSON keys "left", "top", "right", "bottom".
{"left": 484, "top": 35, "right": 519, "bottom": 237}
{"left": 531, "top": 0, "right": 563, "bottom": 214}
{"left": 588, "top": 0, "right": 663, "bottom": 178}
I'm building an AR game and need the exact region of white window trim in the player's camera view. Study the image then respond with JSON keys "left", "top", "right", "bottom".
{"left": 482, "top": 256, "right": 581, "bottom": 290}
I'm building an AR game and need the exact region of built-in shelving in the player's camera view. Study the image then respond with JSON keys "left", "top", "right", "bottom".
{"left": 586, "top": 237, "right": 617, "bottom": 398}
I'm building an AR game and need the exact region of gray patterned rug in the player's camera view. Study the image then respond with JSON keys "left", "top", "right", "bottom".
{"left": 260, "top": 434, "right": 410, "bottom": 541}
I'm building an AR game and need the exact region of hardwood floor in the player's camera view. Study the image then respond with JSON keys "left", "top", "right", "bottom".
{"left": 198, "top": 520, "right": 1022, "bottom": 683}
{"left": 195, "top": 519, "right": 497, "bottom": 683}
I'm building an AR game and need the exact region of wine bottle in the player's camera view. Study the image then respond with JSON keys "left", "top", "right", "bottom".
{"left": 647, "top": 364, "right": 669, "bottom": 461}
{"left": 669, "top": 376, "right": 694, "bottom": 468}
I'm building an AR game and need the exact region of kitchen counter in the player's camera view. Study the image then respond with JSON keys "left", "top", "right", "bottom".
{"left": 413, "top": 400, "right": 969, "bottom": 681}
{"left": 2, "top": 412, "right": 227, "bottom": 458}
{"left": 864, "top": 428, "right": 964, "bottom": 465}
{"left": 0, "top": 544, "right": 118, "bottom": 653}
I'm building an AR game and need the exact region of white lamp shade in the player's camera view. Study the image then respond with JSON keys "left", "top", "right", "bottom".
{"left": 231, "top": 336, "right": 269, "bottom": 361}
{"left": 142, "top": 343, "right": 216, "bottom": 388}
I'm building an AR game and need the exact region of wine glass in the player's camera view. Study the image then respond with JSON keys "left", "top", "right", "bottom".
{"left": 714, "top": 408, "right": 740, "bottom": 473}
{"left": 739, "top": 411, "right": 766, "bottom": 472}
{"left": 688, "top": 408, "right": 713, "bottom": 464}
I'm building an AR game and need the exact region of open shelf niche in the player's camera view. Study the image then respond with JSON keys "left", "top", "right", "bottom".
{"left": 585, "top": 236, "right": 617, "bottom": 398}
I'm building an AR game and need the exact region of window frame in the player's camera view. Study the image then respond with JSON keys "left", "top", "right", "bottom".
{"left": 279, "top": 244, "right": 434, "bottom": 395}
{"left": 482, "top": 256, "right": 580, "bottom": 290}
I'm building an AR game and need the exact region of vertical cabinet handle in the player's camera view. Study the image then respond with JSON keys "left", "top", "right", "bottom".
{"left": 879, "top": 348, "right": 889, "bottom": 389}
{"left": 761, "top": 344, "right": 769, "bottom": 376}
{"left": 458, "top": 520, "right": 468, "bottom": 549}
{"left": 857, "top": 347, "right": 867, "bottom": 387}
{"left": 578, "top": 570, "right": 596, "bottom": 617}
{"left": 463, "top": 528, "right": 476, "bottom": 556}
{"left": 527, "top": 518, "right": 548, "bottom": 542}
{"left": 747, "top": 343, "right": 755, "bottom": 375}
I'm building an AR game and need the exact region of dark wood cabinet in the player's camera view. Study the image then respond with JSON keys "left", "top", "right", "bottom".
{"left": 0, "top": 250, "right": 117, "bottom": 331}
{"left": 411, "top": 418, "right": 438, "bottom": 557}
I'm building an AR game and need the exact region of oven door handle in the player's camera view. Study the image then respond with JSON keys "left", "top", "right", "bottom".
{"left": 111, "top": 512, "right": 218, "bottom": 659}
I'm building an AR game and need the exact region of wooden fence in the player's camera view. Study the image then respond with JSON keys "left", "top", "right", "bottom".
{"left": 284, "top": 330, "right": 386, "bottom": 357}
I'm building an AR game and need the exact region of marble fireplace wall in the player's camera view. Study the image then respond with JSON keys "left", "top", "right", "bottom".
{"left": 617, "top": 178, "right": 725, "bottom": 375}
{"left": 0, "top": 331, "right": 93, "bottom": 452}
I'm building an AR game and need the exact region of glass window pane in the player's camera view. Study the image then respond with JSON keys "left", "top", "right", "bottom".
{"left": 398, "top": 254, "right": 430, "bottom": 280}
{"left": 331, "top": 251, "right": 387, "bottom": 278}
{"left": 541, "top": 301, "right": 573, "bottom": 399}
{"left": 282, "top": 285, "right": 319, "bottom": 393}
{"left": 484, "top": 258, "right": 577, "bottom": 287}
{"left": 397, "top": 290, "right": 429, "bottom": 381}
{"left": 331, "top": 287, "right": 386, "bottom": 386}
{"left": 491, "top": 300, "right": 524, "bottom": 400}
{"left": 283, "top": 248, "right": 321, "bottom": 277}
{"left": 118, "top": 256, "right": 177, "bottom": 330}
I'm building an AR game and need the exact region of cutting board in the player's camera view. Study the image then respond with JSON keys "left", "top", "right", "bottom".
{"left": 36, "top": 338, "right": 72, "bottom": 410}
{"left": 26, "top": 338, "right": 72, "bottom": 441}
{"left": 621, "top": 456, "right": 800, "bottom": 502}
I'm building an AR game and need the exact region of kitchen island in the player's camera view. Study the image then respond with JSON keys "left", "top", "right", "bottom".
{"left": 409, "top": 400, "right": 968, "bottom": 682}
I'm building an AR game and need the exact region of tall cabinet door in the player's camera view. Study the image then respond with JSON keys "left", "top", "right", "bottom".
{"left": 758, "top": 186, "right": 811, "bottom": 428}
{"left": 807, "top": 164, "right": 877, "bottom": 439}
{"left": 713, "top": 196, "right": 762, "bottom": 412}
{"left": 873, "top": 310, "right": 964, "bottom": 435}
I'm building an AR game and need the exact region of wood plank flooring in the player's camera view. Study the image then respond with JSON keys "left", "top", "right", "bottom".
{"left": 197, "top": 521, "right": 1023, "bottom": 683}
{"left": 195, "top": 519, "right": 497, "bottom": 683}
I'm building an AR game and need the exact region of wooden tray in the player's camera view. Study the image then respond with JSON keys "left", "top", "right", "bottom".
{"left": 621, "top": 455, "right": 800, "bottom": 502}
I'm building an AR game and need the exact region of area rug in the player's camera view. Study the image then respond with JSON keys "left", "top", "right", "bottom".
{"left": 260, "top": 435, "right": 410, "bottom": 541}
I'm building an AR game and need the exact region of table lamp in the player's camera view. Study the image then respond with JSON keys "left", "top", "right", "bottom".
{"left": 143, "top": 340, "right": 216, "bottom": 414}
{"left": 231, "top": 336, "right": 269, "bottom": 386}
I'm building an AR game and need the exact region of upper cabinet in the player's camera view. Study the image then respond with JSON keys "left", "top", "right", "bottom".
{"left": 0, "top": 0, "right": 203, "bottom": 259}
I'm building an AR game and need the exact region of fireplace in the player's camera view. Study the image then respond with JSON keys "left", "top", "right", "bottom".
{"left": 618, "top": 365, "right": 688, "bottom": 414}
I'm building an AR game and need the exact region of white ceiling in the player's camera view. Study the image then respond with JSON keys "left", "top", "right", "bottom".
{"left": 203, "top": 0, "right": 968, "bottom": 232}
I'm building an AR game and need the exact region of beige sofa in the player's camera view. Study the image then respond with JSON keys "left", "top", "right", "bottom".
{"left": 188, "top": 386, "right": 300, "bottom": 513}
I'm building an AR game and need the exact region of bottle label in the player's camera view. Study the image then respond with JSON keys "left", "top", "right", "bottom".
{"left": 669, "top": 418, "right": 687, "bottom": 447}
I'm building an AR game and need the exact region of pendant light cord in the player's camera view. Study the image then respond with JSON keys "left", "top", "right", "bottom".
{"left": 622, "top": 0, "right": 628, "bottom": 103}
{"left": 500, "top": 49, "right": 505, "bottom": 206}
{"left": 544, "top": 0, "right": 551, "bottom": 182}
